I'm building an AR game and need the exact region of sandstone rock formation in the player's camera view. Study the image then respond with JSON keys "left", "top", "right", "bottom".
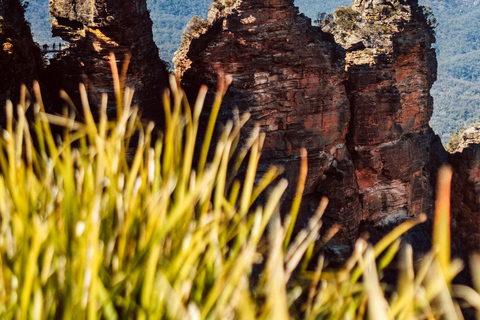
{"left": 449, "top": 126, "right": 480, "bottom": 257}
{"left": 175, "top": 0, "right": 447, "bottom": 256}
{"left": 0, "top": 0, "right": 43, "bottom": 109}
{"left": 325, "top": 0, "right": 445, "bottom": 234}
{"left": 175, "top": 0, "right": 363, "bottom": 257}
{"left": 48, "top": 0, "right": 169, "bottom": 121}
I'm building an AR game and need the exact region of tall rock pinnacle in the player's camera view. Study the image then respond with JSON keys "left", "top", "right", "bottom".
{"left": 48, "top": 0, "right": 169, "bottom": 121}
{"left": 176, "top": 0, "right": 363, "bottom": 256}
{"left": 324, "top": 0, "right": 444, "bottom": 238}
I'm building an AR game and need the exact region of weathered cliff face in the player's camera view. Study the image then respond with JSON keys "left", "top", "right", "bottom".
{"left": 176, "top": 0, "right": 363, "bottom": 256}
{"left": 176, "top": 0, "right": 447, "bottom": 256}
{"left": 0, "top": 0, "right": 43, "bottom": 108}
{"left": 48, "top": 0, "right": 169, "bottom": 121}
{"left": 325, "top": 0, "right": 444, "bottom": 232}
{"left": 449, "top": 127, "right": 480, "bottom": 256}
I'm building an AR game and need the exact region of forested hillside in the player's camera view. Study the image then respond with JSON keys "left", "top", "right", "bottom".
{"left": 147, "top": 0, "right": 211, "bottom": 68}
{"left": 23, "top": 0, "right": 480, "bottom": 144}
{"left": 24, "top": 0, "right": 57, "bottom": 45}
{"left": 423, "top": 0, "right": 480, "bottom": 142}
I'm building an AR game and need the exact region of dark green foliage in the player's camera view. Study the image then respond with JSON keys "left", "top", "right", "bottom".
{"left": 212, "top": 0, "right": 236, "bottom": 11}
{"left": 146, "top": 0, "right": 211, "bottom": 65}
{"left": 213, "top": 2, "right": 225, "bottom": 11}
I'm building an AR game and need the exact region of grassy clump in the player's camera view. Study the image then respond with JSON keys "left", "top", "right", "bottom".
{"left": 445, "top": 122, "right": 480, "bottom": 152}
{"left": 0, "top": 58, "right": 330, "bottom": 319}
{"left": 0, "top": 56, "right": 479, "bottom": 319}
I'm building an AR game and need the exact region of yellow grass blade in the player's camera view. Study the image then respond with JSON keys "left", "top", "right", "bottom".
{"left": 433, "top": 165, "right": 453, "bottom": 276}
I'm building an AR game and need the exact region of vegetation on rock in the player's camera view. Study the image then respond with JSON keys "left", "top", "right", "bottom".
{"left": 445, "top": 122, "right": 480, "bottom": 152}
{"left": 179, "top": 15, "right": 208, "bottom": 49}
{"left": 332, "top": 6, "right": 359, "bottom": 32}
{"left": 324, "top": 1, "right": 412, "bottom": 47}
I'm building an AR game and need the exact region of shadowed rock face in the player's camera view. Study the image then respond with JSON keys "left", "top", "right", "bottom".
{"left": 176, "top": 0, "right": 364, "bottom": 255}
{"left": 326, "top": 0, "right": 445, "bottom": 235}
{"left": 449, "top": 126, "right": 480, "bottom": 258}
{"left": 48, "top": 0, "right": 169, "bottom": 121}
{"left": 0, "top": 0, "right": 43, "bottom": 109}
{"left": 176, "top": 0, "right": 448, "bottom": 257}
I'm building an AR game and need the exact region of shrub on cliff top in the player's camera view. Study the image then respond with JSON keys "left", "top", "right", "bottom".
{"left": 212, "top": 0, "right": 236, "bottom": 12}
{"left": 181, "top": 15, "right": 207, "bottom": 45}
{"left": 333, "top": 6, "right": 360, "bottom": 32}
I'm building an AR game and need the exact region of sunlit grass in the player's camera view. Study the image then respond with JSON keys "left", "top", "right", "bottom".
{"left": 0, "top": 55, "right": 478, "bottom": 319}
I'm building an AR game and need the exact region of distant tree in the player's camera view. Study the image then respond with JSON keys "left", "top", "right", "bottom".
{"left": 314, "top": 12, "right": 333, "bottom": 27}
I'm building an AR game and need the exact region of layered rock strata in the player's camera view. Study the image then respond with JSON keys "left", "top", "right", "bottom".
{"left": 48, "top": 0, "right": 169, "bottom": 121}
{"left": 0, "top": 0, "right": 43, "bottom": 108}
{"left": 449, "top": 126, "right": 480, "bottom": 256}
{"left": 324, "top": 0, "right": 444, "bottom": 233}
{"left": 176, "top": 0, "right": 362, "bottom": 254}
{"left": 176, "top": 0, "right": 446, "bottom": 255}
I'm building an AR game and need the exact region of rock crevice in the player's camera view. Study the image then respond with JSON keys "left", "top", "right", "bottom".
{"left": 48, "top": 0, "right": 169, "bottom": 121}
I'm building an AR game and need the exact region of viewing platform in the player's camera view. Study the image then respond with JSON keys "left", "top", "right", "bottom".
{"left": 41, "top": 42, "right": 70, "bottom": 54}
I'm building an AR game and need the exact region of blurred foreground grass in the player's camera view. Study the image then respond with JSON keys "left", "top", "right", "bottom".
{"left": 0, "top": 56, "right": 479, "bottom": 319}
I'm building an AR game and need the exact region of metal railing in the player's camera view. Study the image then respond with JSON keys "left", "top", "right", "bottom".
{"left": 41, "top": 43, "right": 70, "bottom": 54}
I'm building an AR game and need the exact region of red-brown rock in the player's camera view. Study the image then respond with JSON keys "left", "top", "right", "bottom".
{"left": 176, "top": 0, "right": 447, "bottom": 256}
{"left": 176, "top": 0, "right": 364, "bottom": 253}
{"left": 327, "top": 0, "right": 442, "bottom": 232}
{"left": 449, "top": 126, "right": 480, "bottom": 256}
{"left": 48, "top": 0, "right": 169, "bottom": 121}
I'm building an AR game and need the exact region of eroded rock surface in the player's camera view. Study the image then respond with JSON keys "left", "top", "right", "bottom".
{"left": 176, "top": 0, "right": 447, "bottom": 256}
{"left": 325, "top": 0, "right": 445, "bottom": 234}
{"left": 48, "top": 0, "right": 169, "bottom": 121}
{"left": 176, "top": 0, "right": 363, "bottom": 254}
{"left": 449, "top": 126, "right": 480, "bottom": 256}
